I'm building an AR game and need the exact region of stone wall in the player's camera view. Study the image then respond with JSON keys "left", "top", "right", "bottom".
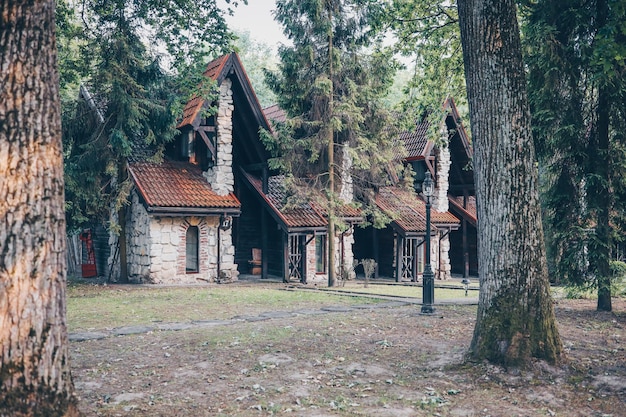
{"left": 126, "top": 191, "right": 151, "bottom": 281}
{"left": 302, "top": 232, "right": 355, "bottom": 284}
{"left": 108, "top": 185, "right": 240, "bottom": 284}
{"left": 434, "top": 142, "right": 450, "bottom": 212}
{"left": 305, "top": 235, "right": 324, "bottom": 284}
{"left": 204, "top": 78, "right": 234, "bottom": 196}
{"left": 338, "top": 230, "right": 356, "bottom": 280}
{"left": 438, "top": 233, "right": 451, "bottom": 280}
{"left": 339, "top": 144, "right": 353, "bottom": 203}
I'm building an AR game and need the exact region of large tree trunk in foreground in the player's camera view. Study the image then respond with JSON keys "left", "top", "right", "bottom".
{"left": 457, "top": 0, "right": 562, "bottom": 366}
{"left": 0, "top": 1, "right": 80, "bottom": 415}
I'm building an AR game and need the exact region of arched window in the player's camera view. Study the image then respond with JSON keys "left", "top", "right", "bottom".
{"left": 186, "top": 226, "right": 199, "bottom": 273}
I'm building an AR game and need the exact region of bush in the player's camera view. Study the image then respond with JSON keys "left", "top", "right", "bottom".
{"left": 610, "top": 260, "right": 626, "bottom": 280}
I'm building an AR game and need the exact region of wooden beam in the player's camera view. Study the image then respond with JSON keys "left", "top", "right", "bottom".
{"left": 197, "top": 129, "right": 216, "bottom": 158}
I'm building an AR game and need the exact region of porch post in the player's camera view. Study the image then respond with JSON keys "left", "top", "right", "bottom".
{"left": 282, "top": 232, "right": 289, "bottom": 283}
{"left": 262, "top": 168, "right": 269, "bottom": 279}
{"left": 395, "top": 234, "right": 403, "bottom": 282}
{"left": 372, "top": 227, "right": 379, "bottom": 278}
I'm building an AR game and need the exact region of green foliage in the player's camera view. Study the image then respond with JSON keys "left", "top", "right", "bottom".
{"left": 265, "top": 0, "right": 406, "bottom": 209}
{"left": 58, "top": 0, "right": 237, "bottom": 232}
{"left": 233, "top": 30, "right": 278, "bottom": 107}
{"left": 610, "top": 260, "right": 626, "bottom": 279}
{"left": 378, "top": 0, "right": 467, "bottom": 126}
{"left": 523, "top": 0, "right": 626, "bottom": 296}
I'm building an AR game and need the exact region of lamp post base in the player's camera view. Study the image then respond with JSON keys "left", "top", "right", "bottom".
{"left": 421, "top": 266, "right": 435, "bottom": 315}
{"left": 420, "top": 304, "right": 436, "bottom": 314}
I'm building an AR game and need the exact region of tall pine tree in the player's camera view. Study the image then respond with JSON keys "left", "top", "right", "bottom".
{"left": 381, "top": 0, "right": 467, "bottom": 119}
{"left": 265, "top": 0, "right": 403, "bottom": 287}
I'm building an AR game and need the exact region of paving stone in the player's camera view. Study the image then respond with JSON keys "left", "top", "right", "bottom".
{"left": 69, "top": 331, "right": 108, "bottom": 342}
{"left": 320, "top": 305, "right": 354, "bottom": 312}
{"left": 292, "top": 309, "right": 327, "bottom": 316}
{"left": 112, "top": 325, "right": 154, "bottom": 336}
{"left": 156, "top": 322, "right": 194, "bottom": 331}
{"left": 232, "top": 315, "right": 271, "bottom": 322}
{"left": 192, "top": 319, "right": 233, "bottom": 327}
{"left": 259, "top": 311, "right": 296, "bottom": 319}
{"left": 349, "top": 304, "right": 378, "bottom": 310}
{"left": 370, "top": 301, "right": 410, "bottom": 308}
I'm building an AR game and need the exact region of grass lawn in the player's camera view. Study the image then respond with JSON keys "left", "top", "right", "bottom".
{"left": 66, "top": 279, "right": 481, "bottom": 332}
{"left": 324, "top": 282, "right": 477, "bottom": 300}
{"left": 66, "top": 283, "right": 386, "bottom": 331}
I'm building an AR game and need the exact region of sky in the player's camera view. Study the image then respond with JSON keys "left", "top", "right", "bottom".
{"left": 223, "top": 1, "right": 289, "bottom": 52}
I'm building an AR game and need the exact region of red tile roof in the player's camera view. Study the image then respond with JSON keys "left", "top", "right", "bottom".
{"left": 263, "top": 104, "right": 287, "bottom": 124}
{"left": 375, "top": 187, "right": 459, "bottom": 234}
{"left": 177, "top": 54, "right": 231, "bottom": 128}
{"left": 242, "top": 171, "right": 362, "bottom": 229}
{"left": 399, "top": 121, "right": 431, "bottom": 161}
{"left": 129, "top": 160, "right": 240, "bottom": 210}
{"left": 448, "top": 195, "right": 477, "bottom": 225}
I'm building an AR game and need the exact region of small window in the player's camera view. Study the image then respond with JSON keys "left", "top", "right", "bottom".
{"left": 315, "top": 235, "right": 326, "bottom": 273}
{"left": 186, "top": 226, "right": 199, "bottom": 273}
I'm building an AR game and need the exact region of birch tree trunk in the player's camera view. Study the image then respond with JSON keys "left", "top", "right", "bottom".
{"left": 0, "top": 0, "right": 81, "bottom": 415}
{"left": 457, "top": 0, "right": 562, "bottom": 366}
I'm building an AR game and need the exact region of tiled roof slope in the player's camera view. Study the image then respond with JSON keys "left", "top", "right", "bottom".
{"left": 448, "top": 195, "right": 477, "bottom": 225}
{"left": 399, "top": 120, "right": 431, "bottom": 161}
{"left": 242, "top": 171, "right": 361, "bottom": 229}
{"left": 129, "top": 160, "right": 240, "bottom": 209}
{"left": 263, "top": 104, "right": 287, "bottom": 124}
{"left": 177, "top": 54, "right": 230, "bottom": 128}
{"left": 243, "top": 172, "right": 327, "bottom": 228}
{"left": 376, "top": 187, "right": 459, "bottom": 234}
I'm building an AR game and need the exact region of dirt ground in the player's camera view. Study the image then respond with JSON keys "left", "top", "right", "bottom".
{"left": 70, "top": 295, "right": 625, "bottom": 417}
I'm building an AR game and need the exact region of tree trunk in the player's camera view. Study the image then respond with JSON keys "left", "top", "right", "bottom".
{"left": 593, "top": 0, "right": 612, "bottom": 312}
{"left": 457, "top": 0, "right": 562, "bottom": 366}
{"left": 327, "top": 7, "right": 336, "bottom": 287}
{"left": 0, "top": 1, "right": 81, "bottom": 415}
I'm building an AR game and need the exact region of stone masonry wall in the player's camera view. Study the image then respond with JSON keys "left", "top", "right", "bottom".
{"left": 305, "top": 235, "right": 324, "bottom": 284}
{"left": 438, "top": 233, "right": 451, "bottom": 280}
{"left": 204, "top": 78, "right": 234, "bottom": 196}
{"left": 434, "top": 142, "right": 450, "bottom": 212}
{"left": 339, "top": 144, "right": 353, "bottom": 203}
{"left": 126, "top": 191, "right": 151, "bottom": 282}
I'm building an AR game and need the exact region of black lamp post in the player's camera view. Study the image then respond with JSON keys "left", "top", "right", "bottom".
{"left": 421, "top": 171, "right": 435, "bottom": 314}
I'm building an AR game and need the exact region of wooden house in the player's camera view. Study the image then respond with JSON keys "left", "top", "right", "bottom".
{"left": 352, "top": 98, "right": 477, "bottom": 281}
{"left": 108, "top": 53, "right": 359, "bottom": 284}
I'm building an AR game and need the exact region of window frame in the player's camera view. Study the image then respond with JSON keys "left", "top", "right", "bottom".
{"left": 315, "top": 234, "right": 327, "bottom": 274}
{"left": 185, "top": 225, "right": 200, "bottom": 273}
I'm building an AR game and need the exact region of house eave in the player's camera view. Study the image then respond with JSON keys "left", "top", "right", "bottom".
{"left": 146, "top": 206, "right": 241, "bottom": 217}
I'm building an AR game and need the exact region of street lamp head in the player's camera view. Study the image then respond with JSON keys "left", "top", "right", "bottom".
{"left": 423, "top": 171, "right": 435, "bottom": 197}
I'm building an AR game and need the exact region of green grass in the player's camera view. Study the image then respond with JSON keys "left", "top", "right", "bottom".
{"left": 327, "top": 283, "right": 477, "bottom": 300}
{"left": 66, "top": 284, "right": 384, "bottom": 332}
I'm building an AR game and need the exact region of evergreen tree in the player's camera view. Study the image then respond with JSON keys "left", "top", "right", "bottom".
{"left": 233, "top": 30, "right": 278, "bottom": 108}
{"left": 523, "top": 0, "right": 626, "bottom": 311}
{"left": 378, "top": 0, "right": 467, "bottom": 127}
{"left": 265, "top": 0, "right": 403, "bottom": 287}
{"left": 60, "top": 0, "right": 238, "bottom": 280}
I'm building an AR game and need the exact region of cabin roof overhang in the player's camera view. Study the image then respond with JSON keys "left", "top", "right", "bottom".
{"left": 239, "top": 169, "right": 362, "bottom": 234}
{"left": 128, "top": 160, "right": 241, "bottom": 216}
